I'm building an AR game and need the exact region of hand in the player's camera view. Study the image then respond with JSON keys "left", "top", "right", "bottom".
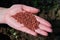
{"left": 5, "top": 4, "right": 52, "bottom": 36}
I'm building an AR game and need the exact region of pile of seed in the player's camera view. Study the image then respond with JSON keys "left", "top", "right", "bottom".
{"left": 11, "top": 12, "right": 40, "bottom": 31}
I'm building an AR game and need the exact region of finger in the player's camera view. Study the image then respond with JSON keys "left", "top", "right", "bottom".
{"left": 35, "top": 29, "right": 48, "bottom": 36}
{"left": 22, "top": 5, "right": 40, "bottom": 13}
{"left": 18, "top": 26, "right": 37, "bottom": 36}
{"left": 38, "top": 24, "right": 52, "bottom": 32}
{"left": 35, "top": 16, "right": 52, "bottom": 27}
{"left": 6, "top": 15, "right": 37, "bottom": 36}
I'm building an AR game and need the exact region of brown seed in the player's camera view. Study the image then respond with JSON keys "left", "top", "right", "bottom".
{"left": 11, "top": 12, "right": 40, "bottom": 31}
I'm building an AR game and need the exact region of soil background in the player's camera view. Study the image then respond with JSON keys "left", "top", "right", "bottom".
{"left": 0, "top": 0, "right": 60, "bottom": 40}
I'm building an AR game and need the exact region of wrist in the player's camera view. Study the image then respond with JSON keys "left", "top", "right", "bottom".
{"left": 0, "top": 8, "right": 8, "bottom": 24}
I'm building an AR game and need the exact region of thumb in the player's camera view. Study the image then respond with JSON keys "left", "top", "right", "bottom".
{"left": 22, "top": 5, "right": 40, "bottom": 14}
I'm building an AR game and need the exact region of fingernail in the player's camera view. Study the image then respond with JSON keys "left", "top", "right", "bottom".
{"left": 49, "top": 29, "right": 53, "bottom": 32}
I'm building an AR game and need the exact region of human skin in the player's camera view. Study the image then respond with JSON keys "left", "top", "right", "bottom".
{"left": 0, "top": 4, "right": 52, "bottom": 36}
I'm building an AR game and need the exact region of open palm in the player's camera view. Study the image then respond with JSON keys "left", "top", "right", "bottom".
{"left": 5, "top": 4, "right": 52, "bottom": 36}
